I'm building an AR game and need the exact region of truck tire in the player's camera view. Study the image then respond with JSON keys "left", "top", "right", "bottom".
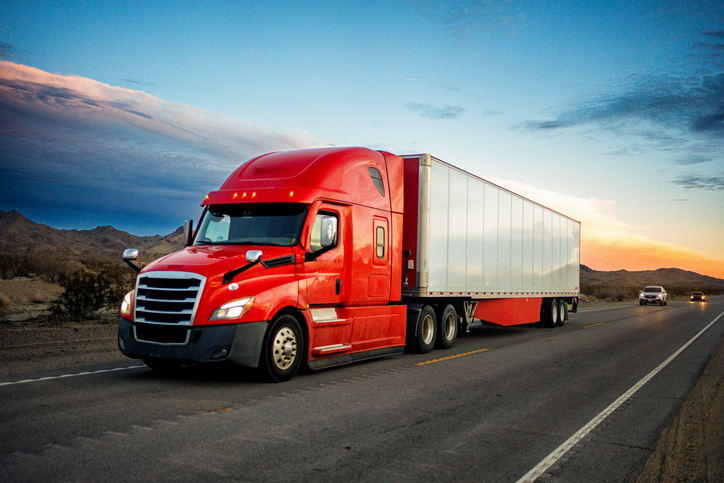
{"left": 557, "top": 300, "right": 567, "bottom": 327}
{"left": 260, "top": 314, "right": 303, "bottom": 382}
{"left": 542, "top": 298, "right": 558, "bottom": 328}
{"left": 142, "top": 356, "right": 184, "bottom": 372}
{"left": 435, "top": 304, "right": 458, "bottom": 349}
{"left": 412, "top": 305, "right": 436, "bottom": 354}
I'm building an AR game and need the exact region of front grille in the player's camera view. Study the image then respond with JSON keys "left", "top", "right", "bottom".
{"left": 135, "top": 272, "right": 206, "bottom": 325}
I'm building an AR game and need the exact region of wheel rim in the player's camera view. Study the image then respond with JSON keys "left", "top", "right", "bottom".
{"left": 272, "top": 326, "right": 297, "bottom": 371}
{"left": 443, "top": 313, "right": 456, "bottom": 341}
{"left": 551, "top": 302, "right": 558, "bottom": 325}
{"left": 421, "top": 314, "right": 435, "bottom": 345}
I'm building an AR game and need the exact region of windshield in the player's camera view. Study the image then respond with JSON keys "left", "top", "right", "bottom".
{"left": 194, "top": 203, "right": 307, "bottom": 247}
{"left": 643, "top": 287, "right": 661, "bottom": 293}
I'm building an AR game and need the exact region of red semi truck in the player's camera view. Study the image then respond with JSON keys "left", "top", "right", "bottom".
{"left": 118, "top": 147, "right": 580, "bottom": 381}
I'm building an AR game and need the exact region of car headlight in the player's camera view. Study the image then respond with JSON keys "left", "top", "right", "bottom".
{"left": 120, "top": 291, "right": 133, "bottom": 317}
{"left": 210, "top": 297, "right": 254, "bottom": 321}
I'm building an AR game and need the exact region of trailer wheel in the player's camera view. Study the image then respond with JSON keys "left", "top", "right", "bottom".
{"left": 142, "top": 357, "right": 184, "bottom": 372}
{"left": 557, "top": 300, "right": 568, "bottom": 327}
{"left": 260, "top": 314, "right": 303, "bottom": 382}
{"left": 542, "top": 298, "right": 558, "bottom": 328}
{"left": 412, "top": 305, "right": 436, "bottom": 354}
{"left": 435, "top": 304, "right": 458, "bottom": 349}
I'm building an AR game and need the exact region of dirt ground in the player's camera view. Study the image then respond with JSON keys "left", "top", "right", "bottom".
{"left": 1, "top": 279, "right": 723, "bottom": 481}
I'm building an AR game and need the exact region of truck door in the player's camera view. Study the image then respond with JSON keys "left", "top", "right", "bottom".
{"left": 305, "top": 204, "right": 345, "bottom": 306}
{"left": 304, "top": 203, "right": 354, "bottom": 357}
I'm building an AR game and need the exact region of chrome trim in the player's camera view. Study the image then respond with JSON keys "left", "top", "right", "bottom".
{"left": 134, "top": 271, "right": 207, "bottom": 326}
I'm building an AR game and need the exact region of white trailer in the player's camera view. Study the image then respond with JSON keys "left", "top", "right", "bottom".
{"left": 400, "top": 153, "right": 580, "bottom": 349}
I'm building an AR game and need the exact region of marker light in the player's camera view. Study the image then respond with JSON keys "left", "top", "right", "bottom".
{"left": 251, "top": 192, "right": 257, "bottom": 198}
{"left": 233, "top": 193, "right": 238, "bottom": 199}
{"left": 289, "top": 191, "right": 294, "bottom": 197}
{"left": 210, "top": 297, "right": 254, "bottom": 321}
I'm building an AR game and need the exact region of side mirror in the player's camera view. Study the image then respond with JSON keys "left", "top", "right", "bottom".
{"left": 183, "top": 219, "right": 194, "bottom": 247}
{"left": 122, "top": 248, "right": 141, "bottom": 273}
{"left": 245, "top": 250, "right": 263, "bottom": 263}
{"left": 320, "top": 216, "right": 337, "bottom": 248}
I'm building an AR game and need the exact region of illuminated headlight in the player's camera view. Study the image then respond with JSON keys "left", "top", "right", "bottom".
{"left": 120, "top": 291, "right": 133, "bottom": 317}
{"left": 210, "top": 297, "right": 254, "bottom": 321}
{"left": 657, "top": 293, "right": 662, "bottom": 298}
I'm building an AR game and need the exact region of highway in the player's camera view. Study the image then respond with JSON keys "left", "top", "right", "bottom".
{"left": 1, "top": 297, "right": 723, "bottom": 482}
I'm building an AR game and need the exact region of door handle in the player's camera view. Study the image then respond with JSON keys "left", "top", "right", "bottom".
{"left": 336, "top": 278, "right": 341, "bottom": 295}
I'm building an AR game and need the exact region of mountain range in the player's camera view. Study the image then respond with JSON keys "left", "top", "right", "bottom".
{"left": 0, "top": 210, "right": 183, "bottom": 262}
{"left": 1, "top": 210, "right": 723, "bottom": 290}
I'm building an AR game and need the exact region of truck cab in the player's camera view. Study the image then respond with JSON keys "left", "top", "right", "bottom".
{"left": 118, "top": 147, "right": 407, "bottom": 381}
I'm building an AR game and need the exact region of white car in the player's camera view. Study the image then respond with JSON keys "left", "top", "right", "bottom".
{"left": 639, "top": 286, "right": 667, "bottom": 306}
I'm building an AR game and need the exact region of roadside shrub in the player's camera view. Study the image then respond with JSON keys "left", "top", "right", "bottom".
{"left": 51, "top": 269, "right": 112, "bottom": 321}
{"left": 100, "top": 263, "right": 135, "bottom": 309}
{"left": 0, "top": 291, "right": 11, "bottom": 316}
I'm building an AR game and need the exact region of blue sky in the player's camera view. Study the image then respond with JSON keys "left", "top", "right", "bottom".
{"left": 1, "top": 1, "right": 723, "bottom": 276}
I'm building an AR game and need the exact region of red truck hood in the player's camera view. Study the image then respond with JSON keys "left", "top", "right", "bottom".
{"left": 142, "top": 245, "right": 298, "bottom": 279}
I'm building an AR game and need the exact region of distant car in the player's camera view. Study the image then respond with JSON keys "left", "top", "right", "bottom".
{"left": 691, "top": 292, "right": 706, "bottom": 302}
{"left": 639, "top": 286, "right": 667, "bottom": 306}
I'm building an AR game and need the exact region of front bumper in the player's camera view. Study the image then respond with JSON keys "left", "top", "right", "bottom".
{"left": 118, "top": 318, "right": 267, "bottom": 368}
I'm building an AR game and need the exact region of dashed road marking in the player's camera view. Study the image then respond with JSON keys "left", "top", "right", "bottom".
{"left": 416, "top": 348, "right": 489, "bottom": 365}
{"left": 0, "top": 365, "right": 145, "bottom": 387}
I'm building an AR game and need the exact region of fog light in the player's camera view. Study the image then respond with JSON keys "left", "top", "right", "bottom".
{"left": 118, "top": 336, "right": 126, "bottom": 351}
{"left": 211, "top": 346, "right": 230, "bottom": 360}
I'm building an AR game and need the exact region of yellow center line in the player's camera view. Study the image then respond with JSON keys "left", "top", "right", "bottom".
{"left": 584, "top": 322, "right": 604, "bottom": 329}
{"left": 416, "top": 348, "right": 490, "bottom": 365}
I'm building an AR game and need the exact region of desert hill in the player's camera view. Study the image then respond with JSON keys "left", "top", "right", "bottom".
{"left": 580, "top": 264, "right": 724, "bottom": 289}
{"left": 0, "top": 210, "right": 183, "bottom": 262}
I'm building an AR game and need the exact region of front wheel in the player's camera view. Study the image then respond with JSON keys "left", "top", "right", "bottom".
{"left": 260, "top": 314, "right": 304, "bottom": 382}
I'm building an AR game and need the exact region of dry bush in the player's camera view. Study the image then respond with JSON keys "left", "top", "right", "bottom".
{"left": 0, "top": 291, "right": 11, "bottom": 316}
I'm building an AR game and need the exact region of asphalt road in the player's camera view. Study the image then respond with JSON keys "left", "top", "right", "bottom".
{"left": 1, "top": 297, "right": 723, "bottom": 482}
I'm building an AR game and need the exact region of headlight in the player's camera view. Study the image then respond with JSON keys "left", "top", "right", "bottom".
{"left": 210, "top": 297, "right": 254, "bottom": 321}
{"left": 657, "top": 293, "right": 662, "bottom": 298}
{"left": 120, "top": 291, "right": 133, "bottom": 317}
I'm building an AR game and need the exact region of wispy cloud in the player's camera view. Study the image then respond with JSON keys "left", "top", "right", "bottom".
{"left": 520, "top": 31, "right": 724, "bottom": 190}
{"left": 120, "top": 77, "right": 156, "bottom": 87}
{"left": 488, "top": 177, "right": 724, "bottom": 279}
{"left": 0, "top": 41, "right": 17, "bottom": 60}
{"left": 671, "top": 175, "right": 724, "bottom": 191}
{"left": 0, "top": 60, "right": 317, "bottom": 234}
{"left": 411, "top": 0, "right": 521, "bottom": 41}
{"left": 405, "top": 102, "right": 466, "bottom": 120}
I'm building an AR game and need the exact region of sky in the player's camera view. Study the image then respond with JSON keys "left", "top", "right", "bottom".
{"left": 1, "top": 0, "right": 723, "bottom": 278}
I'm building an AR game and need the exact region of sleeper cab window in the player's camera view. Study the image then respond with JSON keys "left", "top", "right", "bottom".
{"left": 376, "top": 226, "right": 385, "bottom": 258}
{"left": 368, "top": 167, "right": 385, "bottom": 197}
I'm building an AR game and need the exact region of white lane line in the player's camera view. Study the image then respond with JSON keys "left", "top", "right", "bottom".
{"left": 516, "top": 310, "right": 724, "bottom": 483}
{"left": 0, "top": 365, "right": 146, "bottom": 387}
